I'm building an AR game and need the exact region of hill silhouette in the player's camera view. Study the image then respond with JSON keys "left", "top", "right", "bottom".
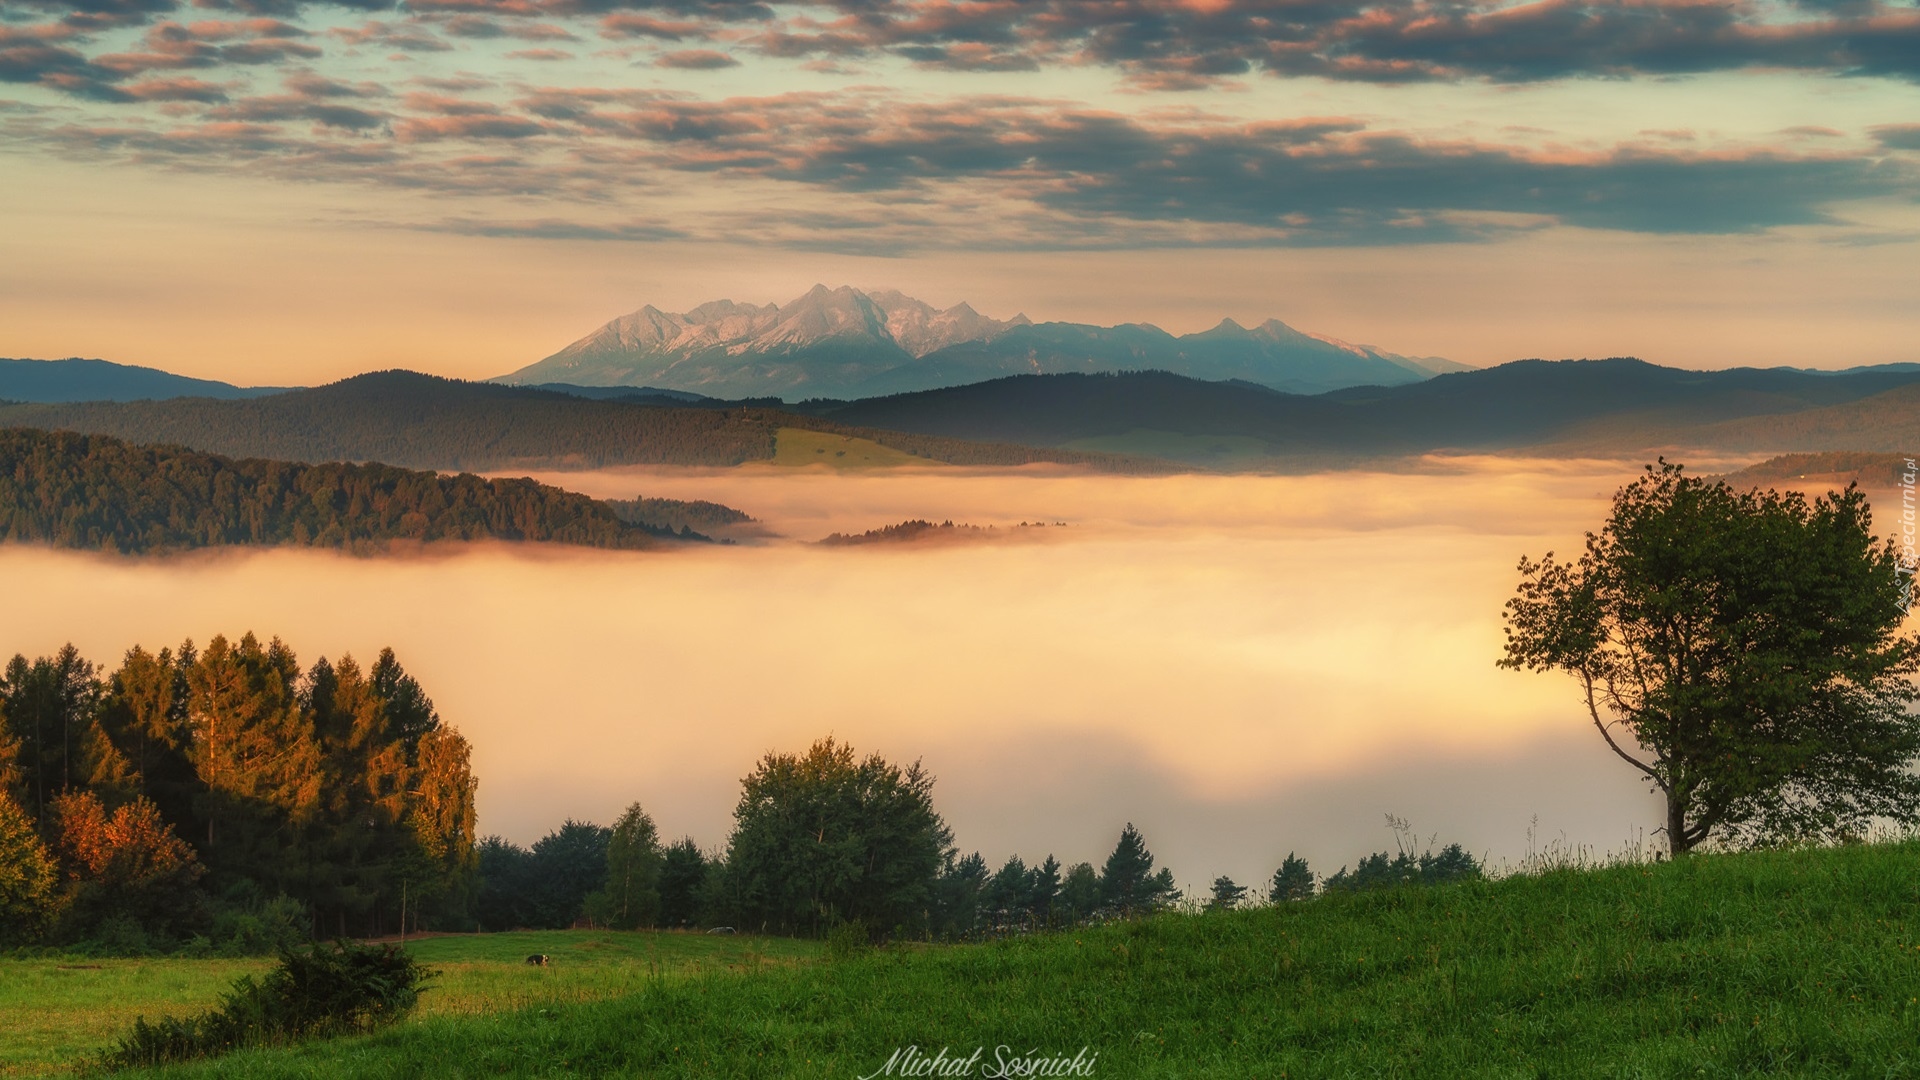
{"left": 0, "top": 371, "right": 1173, "bottom": 474}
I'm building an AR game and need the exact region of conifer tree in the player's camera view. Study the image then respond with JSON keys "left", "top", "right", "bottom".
{"left": 1206, "top": 876, "right": 1247, "bottom": 912}
{"left": 1269, "top": 853, "right": 1315, "bottom": 901}
{"left": 657, "top": 838, "right": 709, "bottom": 929}
{"left": 1099, "top": 823, "right": 1180, "bottom": 916}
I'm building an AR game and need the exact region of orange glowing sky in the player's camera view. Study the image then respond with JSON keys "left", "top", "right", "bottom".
{"left": 3, "top": 1, "right": 1919, "bottom": 384}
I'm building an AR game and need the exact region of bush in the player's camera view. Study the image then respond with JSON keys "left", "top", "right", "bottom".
{"left": 100, "top": 940, "right": 432, "bottom": 1070}
{"left": 208, "top": 895, "right": 310, "bottom": 957}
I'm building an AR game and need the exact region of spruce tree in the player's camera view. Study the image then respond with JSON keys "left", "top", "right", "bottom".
{"left": 1269, "top": 853, "right": 1315, "bottom": 901}
{"left": 1206, "top": 876, "right": 1247, "bottom": 912}
{"left": 1099, "top": 823, "right": 1179, "bottom": 917}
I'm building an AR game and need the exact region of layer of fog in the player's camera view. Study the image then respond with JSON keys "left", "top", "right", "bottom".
{"left": 3, "top": 458, "right": 1709, "bottom": 888}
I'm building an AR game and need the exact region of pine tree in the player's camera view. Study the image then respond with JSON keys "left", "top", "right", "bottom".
{"left": 1206, "top": 875, "right": 1247, "bottom": 912}
{"left": 1269, "top": 852, "right": 1315, "bottom": 901}
{"left": 1099, "top": 823, "right": 1179, "bottom": 917}
{"left": 1031, "top": 855, "right": 1062, "bottom": 927}
{"left": 657, "top": 838, "right": 709, "bottom": 929}
{"left": 1, "top": 646, "right": 102, "bottom": 830}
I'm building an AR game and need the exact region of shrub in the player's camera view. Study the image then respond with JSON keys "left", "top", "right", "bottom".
{"left": 100, "top": 940, "right": 432, "bottom": 1070}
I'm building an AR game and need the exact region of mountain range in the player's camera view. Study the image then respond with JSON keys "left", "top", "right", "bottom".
{"left": 496, "top": 285, "right": 1468, "bottom": 399}
{"left": 7, "top": 359, "right": 1920, "bottom": 473}
{"left": 0, "top": 357, "right": 281, "bottom": 403}
{"left": 807, "top": 360, "right": 1920, "bottom": 466}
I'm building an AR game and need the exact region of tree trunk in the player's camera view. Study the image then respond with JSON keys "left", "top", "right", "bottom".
{"left": 1666, "top": 791, "right": 1693, "bottom": 857}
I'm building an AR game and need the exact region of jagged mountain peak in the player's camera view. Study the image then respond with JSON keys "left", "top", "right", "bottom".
{"left": 499, "top": 287, "right": 1464, "bottom": 399}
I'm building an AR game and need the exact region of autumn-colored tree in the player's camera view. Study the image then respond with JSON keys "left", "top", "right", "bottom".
{"left": 52, "top": 790, "right": 205, "bottom": 940}
{"left": 0, "top": 792, "right": 58, "bottom": 945}
{"left": 184, "top": 634, "right": 322, "bottom": 892}
{"left": 91, "top": 645, "right": 198, "bottom": 830}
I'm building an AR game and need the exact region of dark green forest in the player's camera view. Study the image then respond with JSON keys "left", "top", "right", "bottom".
{"left": 604, "top": 497, "right": 755, "bottom": 539}
{"left": 0, "top": 372, "right": 1173, "bottom": 474}
{"left": 469, "top": 738, "right": 1482, "bottom": 943}
{"left": 0, "top": 636, "right": 476, "bottom": 952}
{"left": 0, "top": 428, "right": 658, "bottom": 554}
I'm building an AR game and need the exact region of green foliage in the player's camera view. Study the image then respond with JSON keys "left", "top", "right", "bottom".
{"left": 596, "top": 803, "right": 663, "bottom": 930}
{"left": 656, "top": 839, "right": 711, "bottom": 930}
{"left": 825, "top": 919, "right": 869, "bottom": 958}
{"left": 0, "top": 792, "right": 57, "bottom": 945}
{"left": 1204, "top": 876, "right": 1246, "bottom": 912}
{"left": 1321, "top": 843, "right": 1482, "bottom": 894}
{"left": 1502, "top": 460, "right": 1920, "bottom": 854}
{"left": 98, "top": 940, "right": 431, "bottom": 1071}
{"left": 725, "top": 737, "right": 952, "bottom": 938}
{"left": 475, "top": 822, "right": 611, "bottom": 931}
{"left": 1268, "top": 852, "right": 1314, "bottom": 901}
{"left": 0, "top": 428, "right": 655, "bottom": 554}
{"left": 603, "top": 497, "right": 753, "bottom": 536}
{"left": 1098, "top": 823, "right": 1180, "bottom": 916}
{"left": 1057, "top": 861, "right": 1100, "bottom": 923}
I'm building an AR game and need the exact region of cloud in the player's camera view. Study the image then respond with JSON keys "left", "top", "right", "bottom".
{"left": 1873, "top": 124, "right": 1920, "bottom": 151}
{"left": 506, "top": 46, "right": 574, "bottom": 59}
{"left": 653, "top": 47, "right": 737, "bottom": 67}
{"left": 423, "top": 215, "right": 690, "bottom": 239}
{"left": 122, "top": 75, "right": 230, "bottom": 100}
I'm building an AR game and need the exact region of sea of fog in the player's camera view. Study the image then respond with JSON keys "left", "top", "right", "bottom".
{"left": 5, "top": 456, "right": 1758, "bottom": 891}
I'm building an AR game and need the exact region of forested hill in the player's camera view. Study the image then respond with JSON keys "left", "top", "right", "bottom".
{"left": 815, "top": 360, "right": 1920, "bottom": 462}
{"left": 0, "top": 428, "right": 659, "bottom": 554}
{"left": 0, "top": 371, "right": 1172, "bottom": 474}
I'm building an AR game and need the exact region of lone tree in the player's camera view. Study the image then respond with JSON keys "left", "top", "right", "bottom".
{"left": 726, "top": 737, "right": 951, "bottom": 938}
{"left": 1500, "top": 461, "right": 1920, "bottom": 855}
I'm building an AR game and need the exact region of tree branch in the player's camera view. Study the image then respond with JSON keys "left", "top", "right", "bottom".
{"left": 1582, "top": 668, "right": 1664, "bottom": 788}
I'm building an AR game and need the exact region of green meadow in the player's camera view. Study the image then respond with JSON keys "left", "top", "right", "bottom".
{"left": 770, "top": 428, "right": 939, "bottom": 469}
{"left": 2, "top": 931, "right": 822, "bottom": 1077}
{"left": 11, "top": 839, "right": 1920, "bottom": 1078}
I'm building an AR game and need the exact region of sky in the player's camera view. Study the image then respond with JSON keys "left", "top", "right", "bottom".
{"left": 2, "top": 0, "right": 1918, "bottom": 384}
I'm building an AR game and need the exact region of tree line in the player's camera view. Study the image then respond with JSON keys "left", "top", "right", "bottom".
{"left": 0, "top": 428, "right": 659, "bottom": 554}
{"left": 0, "top": 635, "right": 477, "bottom": 952}
{"left": 470, "top": 737, "right": 1482, "bottom": 942}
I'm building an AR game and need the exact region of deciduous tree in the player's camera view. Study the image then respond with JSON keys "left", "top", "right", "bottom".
{"left": 1501, "top": 461, "right": 1920, "bottom": 854}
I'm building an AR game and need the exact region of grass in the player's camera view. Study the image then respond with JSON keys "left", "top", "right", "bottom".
{"left": 769, "top": 428, "right": 939, "bottom": 469}
{"left": 0, "top": 931, "right": 822, "bottom": 1077}
{"left": 57, "top": 839, "right": 1920, "bottom": 1078}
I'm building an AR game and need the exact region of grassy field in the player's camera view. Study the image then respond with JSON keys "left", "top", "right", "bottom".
{"left": 769, "top": 428, "right": 940, "bottom": 469}
{"left": 24, "top": 838, "right": 1915, "bottom": 1078}
{"left": 1, "top": 931, "right": 822, "bottom": 1077}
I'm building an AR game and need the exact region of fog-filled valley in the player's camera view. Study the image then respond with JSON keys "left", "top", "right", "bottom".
{"left": 5, "top": 456, "right": 1790, "bottom": 889}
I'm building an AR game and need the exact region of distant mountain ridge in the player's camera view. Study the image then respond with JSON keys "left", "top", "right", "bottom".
{"left": 811, "top": 359, "right": 1920, "bottom": 466}
{"left": 0, "top": 357, "right": 284, "bottom": 403}
{"left": 497, "top": 285, "right": 1467, "bottom": 399}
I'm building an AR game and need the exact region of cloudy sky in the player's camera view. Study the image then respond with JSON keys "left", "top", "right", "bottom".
{"left": 3, "top": 0, "right": 1917, "bottom": 384}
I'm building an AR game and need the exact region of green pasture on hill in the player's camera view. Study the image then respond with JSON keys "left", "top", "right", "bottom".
{"left": 25, "top": 839, "right": 1920, "bottom": 1078}
{"left": 0, "top": 931, "right": 821, "bottom": 1077}
{"left": 770, "top": 428, "right": 939, "bottom": 469}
